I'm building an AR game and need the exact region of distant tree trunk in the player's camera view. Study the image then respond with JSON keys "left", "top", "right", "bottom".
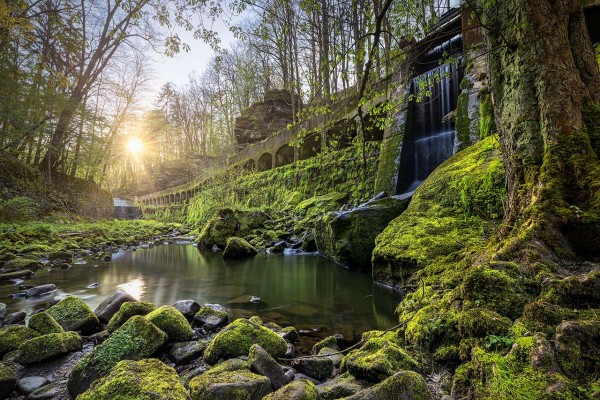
{"left": 481, "top": 0, "right": 600, "bottom": 259}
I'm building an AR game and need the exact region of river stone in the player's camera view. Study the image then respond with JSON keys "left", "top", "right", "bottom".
{"left": 194, "top": 306, "right": 228, "bottom": 332}
{"left": 204, "top": 318, "right": 288, "bottom": 364}
{"left": 248, "top": 344, "right": 289, "bottom": 390}
{"left": 26, "top": 380, "right": 65, "bottom": 400}
{"left": 318, "top": 348, "right": 343, "bottom": 368}
{"left": 195, "top": 209, "right": 240, "bottom": 249}
{"left": 317, "top": 372, "right": 365, "bottom": 400}
{"left": 93, "top": 289, "right": 136, "bottom": 322}
{"left": 2, "top": 312, "right": 26, "bottom": 326}
{"left": 344, "top": 371, "right": 432, "bottom": 400}
{"left": 314, "top": 195, "right": 411, "bottom": 270}
{"left": 223, "top": 237, "right": 257, "bottom": 259}
{"left": 291, "top": 356, "right": 334, "bottom": 381}
{"left": 106, "top": 301, "right": 155, "bottom": 332}
{"left": 264, "top": 379, "right": 321, "bottom": 400}
{"left": 46, "top": 296, "right": 100, "bottom": 333}
{"left": 0, "top": 362, "right": 16, "bottom": 399}
{"left": 77, "top": 359, "right": 188, "bottom": 400}
{"left": 0, "top": 270, "right": 34, "bottom": 282}
{"left": 169, "top": 340, "right": 207, "bottom": 364}
{"left": 17, "top": 376, "right": 48, "bottom": 395}
{"left": 312, "top": 336, "right": 340, "bottom": 355}
{"left": 25, "top": 284, "right": 56, "bottom": 298}
{"left": 145, "top": 305, "right": 193, "bottom": 342}
{"left": 0, "top": 304, "right": 6, "bottom": 321}
{"left": 173, "top": 299, "right": 201, "bottom": 320}
{"left": 27, "top": 311, "right": 64, "bottom": 334}
{"left": 16, "top": 332, "right": 82, "bottom": 364}
{"left": 189, "top": 370, "right": 271, "bottom": 400}
{"left": 0, "top": 326, "right": 40, "bottom": 356}
{"left": 67, "top": 315, "right": 167, "bottom": 397}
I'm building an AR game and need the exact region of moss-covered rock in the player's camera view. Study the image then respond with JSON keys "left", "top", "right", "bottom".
{"left": 196, "top": 209, "right": 240, "bottom": 249}
{"left": 106, "top": 300, "right": 156, "bottom": 333}
{"left": 67, "top": 315, "right": 167, "bottom": 397}
{"left": 27, "top": 311, "right": 64, "bottom": 334}
{"left": 204, "top": 318, "right": 288, "bottom": 364}
{"left": 0, "top": 362, "right": 16, "bottom": 399}
{"left": 539, "top": 271, "right": 600, "bottom": 309}
{"left": 0, "top": 269, "right": 34, "bottom": 281}
{"left": 457, "top": 308, "right": 512, "bottom": 338}
{"left": 343, "top": 336, "right": 418, "bottom": 383}
{"left": 194, "top": 306, "right": 229, "bottom": 332}
{"left": 292, "top": 356, "right": 334, "bottom": 381}
{"left": 223, "top": 237, "right": 258, "bottom": 259}
{"left": 0, "top": 326, "right": 40, "bottom": 356}
{"left": 16, "top": 331, "right": 81, "bottom": 364}
{"left": 78, "top": 358, "right": 188, "bottom": 400}
{"left": 3, "top": 257, "right": 40, "bottom": 271}
{"left": 264, "top": 380, "right": 321, "bottom": 400}
{"left": 312, "top": 336, "right": 339, "bottom": 355}
{"left": 315, "top": 195, "right": 410, "bottom": 270}
{"left": 316, "top": 372, "right": 366, "bottom": 400}
{"left": 248, "top": 344, "right": 288, "bottom": 390}
{"left": 189, "top": 369, "right": 271, "bottom": 400}
{"left": 345, "top": 371, "right": 432, "bottom": 400}
{"left": 46, "top": 296, "right": 100, "bottom": 333}
{"left": 555, "top": 320, "right": 600, "bottom": 380}
{"left": 145, "top": 305, "right": 193, "bottom": 342}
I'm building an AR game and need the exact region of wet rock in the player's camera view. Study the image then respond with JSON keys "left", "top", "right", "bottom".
{"left": 173, "top": 299, "right": 201, "bottom": 320}
{"left": 281, "top": 327, "right": 300, "bottom": 343}
{"left": 300, "top": 232, "right": 318, "bottom": 252}
{"left": 248, "top": 344, "right": 289, "bottom": 390}
{"left": 145, "top": 305, "right": 193, "bottom": 342}
{"left": 194, "top": 307, "right": 228, "bottom": 333}
{"left": 0, "top": 326, "right": 40, "bottom": 356}
{"left": 106, "top": 301, "right": 155, "bottom": 332}
{"left": 101, "top": 254, "right": 111, "bottom": 262}
{"left": 93, "top": 289, "right": 137, "bottom": 322}
{"left": 196, "top": 209, "right": 239, "bottom": 249}
{"left": 47, "top": 296, "right": 100, "bottom": 333}
{"left": 0, "top": 270, "right": 34, "bottom": 282}
{"left": 182, "top": 365, "right": 209, "bottom": 385}
{"left": 27, "top": 312, "right": 63, "bottom": 334}
{"left": 293, "top": 373, "right": 321, "bottom": 385}
{"left": 0, "top": 362, "right": 16, "bottom": 399}
{"left": 264, "top": 379, "right": 321, "bottom": 400}
{"left": 4, "top": 258, "right": 41, "bottom": 271}
{"left": 285, "top": 343, "right": 296, "bottom": 359}
{"left": 25, "top": 284, "right": 56, "bottom": 298}
{"left": 223, "top": 237, "right": 257, "bottom": 259}
{"left": 169, "top": 341, "right": 207, "bottom": 365}
{"left": 2, "top": 312, "right": 26, "bottom": 326}
{"left": 189, "top": 370, "right": 271, "bottom": 400}
{"left": 204, "top": 318, "right": 288, "bottom": 364}
{"left": 312, "top": 336, "right": 340, "bottom": 355}
{"left": 344, "top": 371, "right": 433, "bottom": 400}
{"left": 292, "top": 356, "right": 334, "bottom": 381}
{"left": 26, "top": 379, "right": 65, "bottom": 400}
{"left": 318, "top": 348, "right": 343, "bottom": 368}
{"left": 48, "top": 251, "right": 72, "bottom": 262}
{"left": 77, "top": 359, "right": 188, "bottom": 400}
{"left": 17, "top": 376, "right": 48, "bottom": 395}
{"left": 315, "top": 195, "right": 411, "bottom": 270}
{"left": 317, "top": 372, "right": 365, "bottom": 400}
{"left": 0, "top": 304, "right": 6, "bottom": 322}
{"left": 17, "top": 332, "right": 82, "bottom": 364}
{"left": 86, "top": 283, "right": 100, "bottom": 289}
{"left": 67, "top": 315, "right": 167, "bottom": 397}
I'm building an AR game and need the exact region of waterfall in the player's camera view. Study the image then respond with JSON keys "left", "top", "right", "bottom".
{"left": 401, "top": 59, "right": 463, "bottom": 193}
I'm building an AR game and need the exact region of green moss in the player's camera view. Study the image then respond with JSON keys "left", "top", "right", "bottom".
{"left": 264, "top": 380, "right": 320, "bottom": 400}
{"left": 0, "top": 326, "right": 40, "bottom": 356}
{"left": 16, "top": 331, "right": 81, "bottom": 364}
{"left": 145, "top": 305, "right": 193, "bottom": 342}
{"left": 223, "top": 237, "right": 257, "bottom": 259}
{"left": 28, "top": 311, "right": 64, "bottom": 334}
{"left": 312, "top": 336, "right": 338, "bottom": 355}
{"left": 189, "top": 369, "right": 271, "bottom": 400}
{"left": 205, "top": 358, "right": 248, "bottom": 376}
{"left": 457, "top": 308, "right": 512, "bottom": 338}
{"left": 46, "top": 295, "right": 99, "bottom": 333}
{"left": 456, "top": 89, "right": 472, "bottom": 150}
{"left": 107, "top": 301, "right": 156, "bottom": 333}
{"left": 78, "top": 358, "right": 188, "bottom": 400}
{"left": 478, "top": 92, "right": 496, "bottom": 139}
{"left": 204, "top": 318, "right": 288, "bottom": 364}
{"left": 348, "top": 371, "right": 431, "bottom": 400}
{"left": 343, "top": 336, "right": 418, "bottom": 382}
{"left": 67, "top": 315, "right": 167, "bottom": 397}
{"left": 196, "top": 209, "right": 239, "bottom": 249}
{"left": 195, "top": 306, "right": 228, "bottom": 322}
{"left": 3, "top": 257, "right": 40, "bottom": 271}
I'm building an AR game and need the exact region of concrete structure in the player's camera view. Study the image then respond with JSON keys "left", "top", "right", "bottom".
{"left": 114, "top": 198, "right": 142, "bottom": 219}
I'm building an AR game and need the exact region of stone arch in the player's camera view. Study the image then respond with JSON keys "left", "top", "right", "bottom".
{"left": 275, "top": 145, "right": 294, "bottom": 167}
{"left": 258, "top": 152, "right": 273, "bottom": 171}
{"left": 298, "top": 132, "right": 321, "bottom": 161}
{"left": 243, "top": 159, "right": 256, "bottom": 171}
{"left": 170, "top": 194, "right": 175, "bottom": 204}
{"left": 175, "top": 192, "right": 181, "bottom": 202}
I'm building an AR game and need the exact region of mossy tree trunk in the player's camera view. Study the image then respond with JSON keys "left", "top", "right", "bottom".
{"left": 481, "top": 0, "right": 600, "bottom": 260}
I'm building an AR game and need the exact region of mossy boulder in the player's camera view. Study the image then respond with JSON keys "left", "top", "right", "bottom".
{"left": 46, "top": 296, "right": 100, "bottom": 333}
{"left": 345, "top": 371, "right": 432, "bottom": 400}
{"left": 0, "top": 362, "right": 16, "bottom": 399}
{"left": 248, "top": 344, "right": 288, "bottom": 390}
{"left": 194, "top": 306, "right": 229, "bottom": 332}
{"left": 27, "top": 311, "right": 64, "bottom": 334}
{"left": 295, "top": 192, "right": 348, "bottom": 220}
{"left": 343, "top": 336, "right": 418, "bottom": 382}
{"left": 457, "top": 308, "right": 512, "bottom": 338}
{"left": 315, "top": 195, "right": 410, "bottom": 270}
{"left": 204, "top": 318, "right": 288, "bottom": 364}
{"left": 292, "top": 356, "right": 334, "bottom": 381}
{"left": 78, "top": 358, "right": 188, "bottom": 400}
{"left": 0, "top": 326, "right": 40, "bottom": 356}
{"left": 145, "top": 305, "right": 193, "bottom": 342}
{"left": 93, "top": 289, "right": 137, "bottom": 322}
{"left": 372, "top": 135, "right": 504, "bottom": 288}
{"left": 107, "top": 300, "right": 156, "bottom": 333}
{"left": 16, "top": 331, "right": 81, "bottom": 364}
{"left": 539, "top": 271, "right": 600, "bottom": 309}
{"left": 0, "top": 270, "right": 34, "bottom": 281}
{"left": 196, "top": 209, "right": 240, "bottom": 249}
{"left": 264, "top": 380, "right": 321, "bottom": 400}
{"left": 67, "top": 315, "right": 168, "bottom": 397}
{"left": 316, "top": 372, "right": 365, "bottom": 400}
{"left": 223, "top": 237, "right": 258, "bottom": 259}
{"left": 3, "top": 257, "right": 40, "bottom": 271}
{"left": 555, "top": 320, "right": 600, "bottom": 379}
{"left": 189, "top": 369, "right": 271, "bottom": 400}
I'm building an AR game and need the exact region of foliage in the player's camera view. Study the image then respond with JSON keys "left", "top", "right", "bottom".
{"left": 0, "top": 196, "right": 40, "bottom": 222}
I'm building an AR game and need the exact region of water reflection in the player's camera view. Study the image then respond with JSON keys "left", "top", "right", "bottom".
{"left": 0, "top": 244, "right": 401, "bottom": 340}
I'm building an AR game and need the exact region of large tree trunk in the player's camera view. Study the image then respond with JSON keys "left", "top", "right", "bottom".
{"left": 482, "top": 0, "right": 600, "bottom": 260}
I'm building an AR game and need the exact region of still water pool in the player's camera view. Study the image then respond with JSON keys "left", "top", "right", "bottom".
{"left": 0, "top": 243, "right": 401, "bottom": 341}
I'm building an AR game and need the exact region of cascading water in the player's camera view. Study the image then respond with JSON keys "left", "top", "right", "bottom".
{"left": 400, "top": 59, "right": 463, "bottom": 193}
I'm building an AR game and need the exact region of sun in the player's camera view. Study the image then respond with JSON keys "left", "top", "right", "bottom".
{"left": 126, "top": 137, "right": 144, "bottom": 155}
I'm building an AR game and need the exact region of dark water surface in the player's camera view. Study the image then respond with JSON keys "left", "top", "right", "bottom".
{"left": 0, "top": 243, "right": 401, "bottom": 340}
